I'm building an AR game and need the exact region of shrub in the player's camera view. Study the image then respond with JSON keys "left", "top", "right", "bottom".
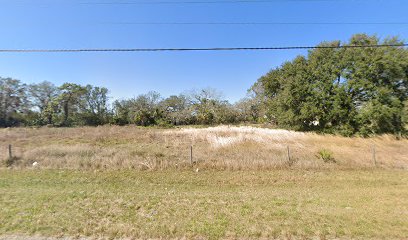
{"left": 317, "top": 149, "right": 335, "bottom": 163}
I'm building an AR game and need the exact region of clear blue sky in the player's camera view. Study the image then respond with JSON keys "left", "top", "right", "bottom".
{"left": 0, "top": 0, "right": 407, "bottom": 102}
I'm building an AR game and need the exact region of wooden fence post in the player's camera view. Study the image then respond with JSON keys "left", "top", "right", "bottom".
{"left": 287, "top": 146, "right": 291, "bottom": 164}
{"left": 190, "top": 145, "right": 193, "bottom": 165}
{"left": 8, "top": 144, "right": 12, "bottom": 159}
{"left": 372, "top": 145, "right": 377, "bottom": 167}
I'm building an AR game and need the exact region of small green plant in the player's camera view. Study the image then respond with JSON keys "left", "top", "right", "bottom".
{"left": 317, "top": 149, "right": 335, "bottom": 163}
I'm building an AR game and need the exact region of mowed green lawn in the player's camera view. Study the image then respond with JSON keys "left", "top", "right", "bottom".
{"left": 0, "top": 170, "right": 407, "bottom": 239}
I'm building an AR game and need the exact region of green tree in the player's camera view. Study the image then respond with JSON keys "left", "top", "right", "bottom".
{"left": 113, "top": 99, "right": 131, "bottom": 125}
{"left": 113, "top": 91, "right": 162, "bottom": 126}
{"left": 340, "top": 35, "right": 408, "bottom": 134}
{"left": 160, "top": 94, "right": 192, "bottom": 125}
{"left": 0, "top": 77, "right": 29, "bottom": 127}
{"left": 237, "top": 82, "right": 268, "bottom": 123}
{"left": 254, "top": 34, "right": 408, "bottom": 135}
{"left": 189, "top": 88, "right": 224, "bottom": 124}
{"left": 57, "top": 83, "right": 87, "bottom": 126}
{"left": 403, "top": 100, "right": 408, "bottom": 131}
{"left": 80, "top": 85, "right": 110, "bottom": 126}
{"left": 28, "top": 81, "right": 59, "bottom": 125}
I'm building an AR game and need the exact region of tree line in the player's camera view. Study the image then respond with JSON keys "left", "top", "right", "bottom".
{"left": 0, "top": 79, "right": 262, "bottom": 128}
{"left": 1, "top": 34, "right": 407, "bottom": 136}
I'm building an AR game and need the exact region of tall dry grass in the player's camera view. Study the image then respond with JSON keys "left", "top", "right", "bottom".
{"left": 0, "top": 125, "right": 407, "bottom": 170}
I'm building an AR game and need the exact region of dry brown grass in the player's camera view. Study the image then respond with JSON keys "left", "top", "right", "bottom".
{"left": 0, "top": 125, "right": 407, "bottom": 170}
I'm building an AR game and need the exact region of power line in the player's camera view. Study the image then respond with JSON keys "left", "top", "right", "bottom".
{"left": 9, "top": 0, "right": 381, "bottom": 6}
{"left": 102, "top": 21, "right": 408, "bottom": 26}
{"left": 78, "top": 0, "right": 356, "bottom": 5}
{"left": 7, "top": 0, "right": 375, "bottom": 6}
{"left": 0, "top": 44, "right": 406, "bottom": 53}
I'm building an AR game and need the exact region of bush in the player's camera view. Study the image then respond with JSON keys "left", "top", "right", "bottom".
{"left": 317, "top": 149, "right": 335, "bottom": 163}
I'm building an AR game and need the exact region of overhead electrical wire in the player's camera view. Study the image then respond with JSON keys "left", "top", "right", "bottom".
{"left": 101, "top": 21, "right": 408, "bottom": 26}
{"left": 5, "top": 1, "right": 404, "bottom": 53}
{"left": 78, "top": 0, "right": 359, "bottom": 5}
{"left": 0, "top": 43, "right": 406, "bottom": 53}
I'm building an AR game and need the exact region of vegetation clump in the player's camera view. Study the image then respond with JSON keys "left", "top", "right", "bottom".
{"left": 317, "top": 149, "right": 336, "bottom": 163}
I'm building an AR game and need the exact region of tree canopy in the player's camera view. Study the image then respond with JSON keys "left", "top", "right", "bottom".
{"left": 254, "top": 34, "right": 408, "bottom": 136}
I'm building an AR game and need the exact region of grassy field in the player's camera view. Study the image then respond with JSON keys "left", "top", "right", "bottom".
{"left": 1, "top": 125, "right": 407, "bottom": 170}
{"left": 0, "top": 126, "right": 407, "bottom": 239}
{"left": 0, "top": 169, "right": 407, "bottom": 239}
